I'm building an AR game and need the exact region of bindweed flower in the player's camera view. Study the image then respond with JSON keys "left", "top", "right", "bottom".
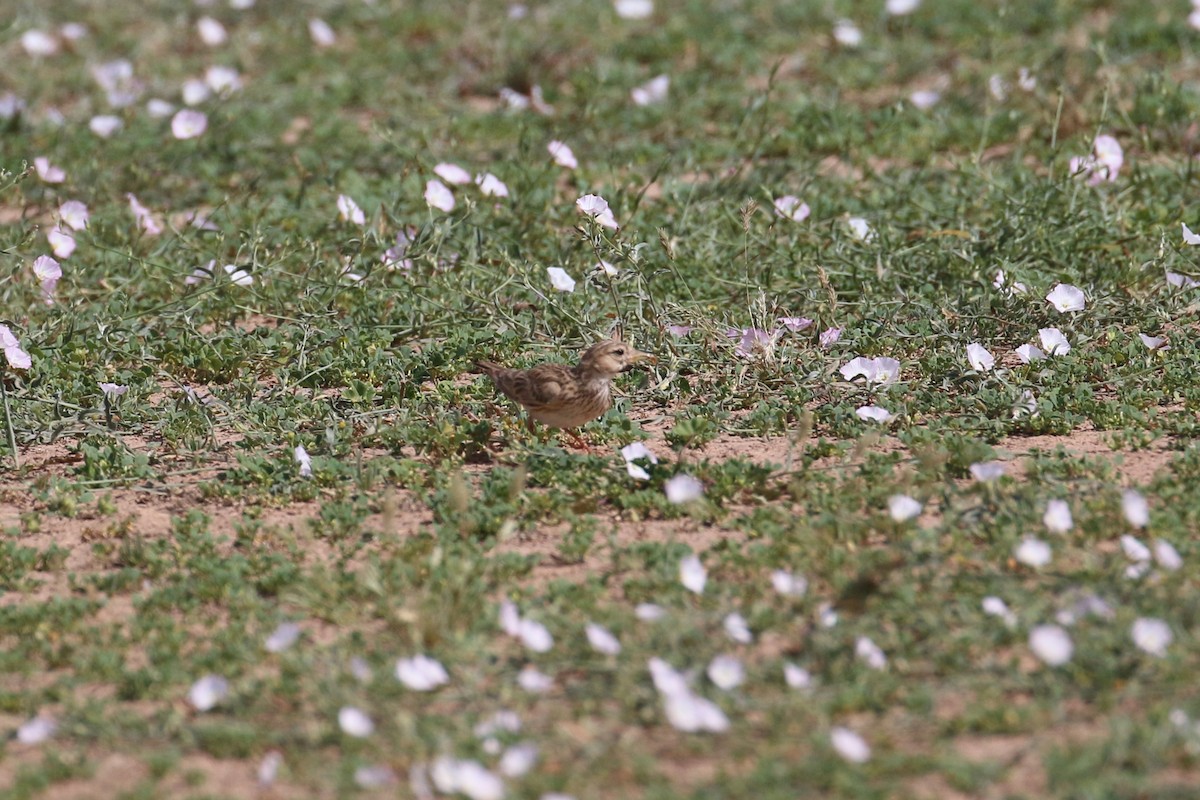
{"left": 855, "top": 636, "right": 887, "bottom": 670}
{"left": 294, "top": 445, "right": 312, "bottom": 477}
{"left": 773, "top": 196, "right": 810, "bottom": 222}
{"left": 34, "top": 255, "right": 63, "bottom": 302}
{"left": 1131, "top": 618, "right": 1172, "bottom": 657}
{"left": 846, "top": 216, "right": 874, "bottom": 240}
{"left": 127, "top": 194, "right": 162, "bottom": 236}
{"left": 819, "top": 327, "right": 842, "bottom": 348}
{"left": 832, "top": 20, "right": 862, "bottom": 47}
{"left": 0, "top": 325, "right": 32, "bottom": 370}
{"left": 1015, "top": 537, "right": 1052, "bottom": 567}
{"left": 430, "top": 758, "right": 506, "bottom": 800}
{"left": 614, "top": 0, "right": 653, "bottom": 19}
{"left": 576, "top": 194, "right": 619, "bottom": 229}
{"left": 635, "top": 602, "right": 665, "bottom": 621}
{"left": 338, "top": 706, "right": 374, "bottom": 737}
{"left": 982, "top": 596, "right": 1017, "bottom": 627}
{"left": 841, "top": 356, "right": 900, "bottom": 385}
{"left": 969, "top": 461, "right": 1005, "bottom": 482}
{"left": 396, "top": 654, "right": 450, "bottom": 691}
{"left": 434, "top": 162, "right": 472, "bottom": 185}
{"left": 1038, "top": 327, "right": 1070, "bottom": 356}
{"left": 728, "top": 327, "right": 775, "bottom": 358}
{"left": 59, "top": 200, "right": 89, "bottom": 231}
{"left": 707, "top": 655, "right": 744, "bottom": 690}
{"left": 887, "top": 0, "right": 920, "bottom": 14}
{"left": 197, "top": 17, "right": 227, "bottom": 46}
{"left": 424, "top": 180, "right": 455, "bottom": 212}
{"left": 631, "top": 74, "right": 670, "bottom": 106}
{"left": 1182, "top": 223, "right": 1200, "bottom": 246}
{"left": 188, "top": 674, "right": 229, "bottom": 711}
{"left": 498, "top": 742, "right": 539, "bottom": 778}
{"left": 517, "top": 665, "right": 553, "bottom": 693}
{"left": 547, "top": 140, "right": 577, "bottom": 169}
{"left": 171, "top": 109, "right": 207, "bottom": 139}
{"left": 666, "top": 474, "right": 704, "bottom": 504}
{"left": 777, "top": 316, "right": 813, "bottom": 332}
{"left": 337, "top": 194, "right": 366, "bottom": 225}
{"left": 1139, "top": 333, "right": 1167, "bottom": 351}
{"left": 771, "top": 569, "right": 807, "bottom": 598}
{"left": 354, "top": 765, "right": 397, "bottom": 789}
{"left": 678, "top": 553, "right": 706, "bottom": 593}
{"left": 1154, "top": 540, "right": 1182, "bottom": 571}
{"left": 888, "top": 494, "right": 922, "bottom": 522}
{"left": 34, "top": 157, "right": 65, "bottom": 183}
{"left": 830, "top": 727, "right": 871, "bottom": 763}
{"left": 620, "top": 442, "right": 658, "bottom": 480}
{"left": 258, "top": 751, "right": 283, "bottom": 787}
{"left": 1029, "top": 625, "right": 1073, "bottom": 666}
{"left": 1044, "top": 499, "right": 1073, "bottom": 534}
{"left": 16, "top": 715, "right": 57, "bottom": 745}
{"left": 855, "top": 405, "right": 893, "bottom": 423}
{"left": 546, "top": 266, "right": 576, "bottom": 292}
{"left": 265, "top": 621, "right": 301, "bottom": 653}
{"left": 1046, "top": 283, "right": 1085, "bottom": 313}
{"left": 1122, "top": 490, "right": 1149, "bottom": 528}
{"left": 1070, "top": 134, "right": 1123, "bottom": 185}
{"left": 476, "top": 173, "right": 509, "bottom": 197}
{"left": 723, "top": 612, "right": 752, "bottom": 644}
{"left": 21, "top": 29, "right": 59, "bottom": 57}
{"left": 585, "top": 622, "right": 621, "bottom": 655}
{"left": 89, "top": 115, "right": 123, "bottom": 138}
{"left": 308, "top": 18, "right": 336, "bottom": 47}
{"left": 966, "top": 343, "right": 994, "bottom": 372}
{"left": 784, "top": 663, "right": 812, "bottom": 690}
{"left": 910, "top": 89, "right": 940, "bottom": 109}
{"left": 99, "top": 383, "right": 128, "bottom": 399}
{"left": 205, "top": 65, "right": 242, "bottom": 95}
{"left": 1015, "top": 344, "right": 1046, "bottom": 363}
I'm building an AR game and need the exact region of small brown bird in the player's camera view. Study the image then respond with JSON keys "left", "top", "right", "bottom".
{"left": 476, "top": 337, "right": 656, "bottom": 449}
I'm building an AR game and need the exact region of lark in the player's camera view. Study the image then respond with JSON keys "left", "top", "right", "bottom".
{"left": 476, "top": 337, "right": 655, "bottom": 449}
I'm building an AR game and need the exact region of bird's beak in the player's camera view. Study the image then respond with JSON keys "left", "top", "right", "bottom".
{"left": 630, "top": 348, "right": 657, "bottom": 367}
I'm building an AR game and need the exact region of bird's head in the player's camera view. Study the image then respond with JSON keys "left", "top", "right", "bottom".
{"left": 577, "top": 338, "right": 656, "bottom": 379}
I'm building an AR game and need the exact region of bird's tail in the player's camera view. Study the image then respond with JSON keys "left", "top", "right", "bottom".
{"left": 474, "top": 360, "right": 503, "bottom": 377}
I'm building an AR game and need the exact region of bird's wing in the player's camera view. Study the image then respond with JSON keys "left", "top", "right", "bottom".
{"left": 498, "top": 364, "right": 571, "bottom": 410}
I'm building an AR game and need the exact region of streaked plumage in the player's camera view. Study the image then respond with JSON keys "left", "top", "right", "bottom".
{"left": 477, "top": 338, "right": 655, "bottom": 445}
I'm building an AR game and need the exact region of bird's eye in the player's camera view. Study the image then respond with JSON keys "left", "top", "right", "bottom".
{"left": 613, "top": 348, "right": 625, "bottom": 356}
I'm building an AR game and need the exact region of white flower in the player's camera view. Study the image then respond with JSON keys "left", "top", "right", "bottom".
{"left": 99, "top": 383, "right": 128, "bottom": 399}
{"left": 34, "top": 256, "right": 63, "bottom": 301}
{"left": 1038, "top": 328, "right": 1071, "bottom": 355}
{"left": 888, "top": 494, "right": 922, "bottom": 522}
{"left": 258, "top": 751, "right": 283, "bottom": 786}
{"left": 707, "top": 655, "right": 744, "bottom": 690}
{"left": 631, "top": 74, "right": 670, "bottom": 106}
{"left": 1131, "top": 618, "right": 1172, "bottom": 657}
{"left": 516, "top": 617, "right": 553, "bottom": 653}
{"left": 663, "top": 691, "right": 729, "bottom": 733}
{"left": 127, "top": 194, "right": 162, "bottom": 236}
{"left": 1015, "top": 537, "right": 1052, "bottom": 567}
{"left": 395, "top": 654, "right": 450, "bottom": 691}
{"left": 431, "top": 758, "right": 505, "bottom": 800}
{"left": 648, "top": 657, "right": 689, "bottom": 697}
{"left": 434, "top": 162, "right": 472, "bottom": 185}
{"left": 993, "top": 269, "right": 1028, "bottom": 295}
{"left": 182, "top": 79, "right": 211, "bottom": 105}
{"left": 1015, "top": 344, "right": 1046, "bottom": 363}
{"left": 614, "top": 0, "right": 653, "bottom": 19}
{"left": 855, "top": 405, "right": 894, "bottom": 423}
{"left": 197, "top": 17, "right": 227, "bottom": 46}
{"left": 424, "top": 179, "right": 455, "bottom": 212}
{"left": 59, "top": 200, "right": 89, "bottom": 231}
{"left": 16, "top": 715, "right": 57, "bottom": 745}
{"left": 517, "top": 665, "right": 554, "bottom": 693}
{"left": 832, "top": 20, "right": 863, "bottom": 47}
{"left": 354, "top": 765, "right": 397, "bottom": 789}
{"left": 1120, "top": 535, "right": 1151, "bottom": 563}
{"left": 771, "top": 569, "right": 807, "bottom": 598}
{"left": 147, "top": 98, "right": 174, "bottom": 117}
{"left": 0, "top": 325, "right": 31, "bottom": 370}
{"left": 665, "top": 474, "right": 704, "bottom": 504}
{"left": 1017, "top": 67, "right": 1037, "bottom": 91}
{"left": 679, "top": 553, "right": 707, "bottom": 594}
{"left": 773, "top": 195, "right": 810, "bottom": 222}
{"left": 1154, "top": 540, "right": 1182, "bottom": 571}
{"left": 223, "top": 264, "right": 253, "bottom": 286}
{"left": 909, "top": 89, "right": 940, "bottom": 110}
{"left": 620, "top": 442, "right": 658, "bottom": 480}
{"left": 476, "top": 173, "right": 509, "bottom": 197}
{"left": 1138, "top": 333, "right": 1167, "bottom": 350}
{"left": 170, "top": 108, "right": 208, "bottom": 140}
{"left": 21, "top": 30, "right": 59, "bottom": 57}
{"left": 1165, "top": 271, "right": 1200, "bottom": 290}
{"left": 1046, "top": 283, "right": 1086, "bottom": 313}
{"left": 546, "top": 266, "right": 576, "bottom": 292}
{"left": 337, "top": 194, "right": 366, "bottom": 225}
{"left": 969, "top": 461, "right": 1005, "bottom": 482}
{"left": 34, "top": 157, "right": 65, "bottom": 183}
{"left": 886, "top": 0, "right": 920, "bottom": 14}
{"left": 576, "top": 194, "right": 619, "bottom": 229}
{"left": 1183, "top": 222, "right": 1200, "bottom": 246}
{"left": 188, "top": 674, "right": 229, "bottom": 711}
{"left": 308, "top": 18, "right": 336, "bottom": 47}
{"left": 1029, "top": 625, "right": 1073, "bottom": 666}
{"left": 635, "top": 602, "right": 666, "bottom": 621}
{"left": 1013, "top": 389, "right": 1038, "bottom": 419}
{"left": 265, "top": 621, "right": 301, "bottom": 652}
{"left": 981, "top": 596, "right": 1017, "bottom": 626}
{"left": 846, "top": 215, "right": 874, "bottom": 240}
{"left": 349, "top": 656, "right": 372, "bottom": 683}
{"left": 548, "top": 140, "right": 577, "bottom": 169}
{"left": 89, "top": 115, "right": 123, "bottom": 138}
{"left": 723, "top": 612, "right": 752, "bottom": 644}
{"left": 1044, "top": 499, "right": 1073, "bottom": 534}
{"left": 855, "top": 636, "right": 887, "bottom": 670}
{"left": 965, "top": 343, "right": 994, "bottom": 371}
{"left": 819, "top": 327, "right": 842, "bottom": 348}
{"left": 830, "top": 727, "right": 871, "bottom": 763}
{"left": 840, "top": 356, "right": 901, "bottom": 385}
{"left": 338, "top": 706, "right": 374, "bottom": 737}
{"left": 585, "top": 622, "right": 621, "bottom": 655}
{"left": 783, "top": 663, "right": 812, "bottom": 690}
{"left": 205, "top": 65, "right": 242, "bottom": 95}
{"left": 499, "top": 742, "right": 539, "bottom": 778}
{"left": 818, "top": 603, "right": 838, "bottom": 628}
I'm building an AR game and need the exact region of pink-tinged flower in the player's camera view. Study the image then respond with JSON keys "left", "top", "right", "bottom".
{"left": 989, "top": 74, "right": 1009, "bottom": 101}
{"left": 1043, "top": 499, "right": 1073, "bottom": 534}
{"left": 855, "top": 405, "right": 893, "bottom": 423}
{"left": 498, "top": 742, "right": 539, "bottom": 778}
{"left": 886, "top": 0, "right": 920, "bottom": 15}
{"left": 171, "top": 109, "right": 207, "bottom": 139}
{"left": 430, "top": 757, "right": 505, "bottom": 800}
{"left": 182, "top": 79, "right": 211, "bottom": 105}
{"left": 846, "top": 216, "right": 874, "bottom": 240}
{"left": 1071, "top": 134, "right": 1123, "bottom": 185}
{"left": 909, "top": 90, "right": 940, "bottom": 110}
{"left": 1015, "top": 537, "right": 1051, "bottom": 567}
{"left": 832, "top": 19, "right": 862, "bottom": 47}
{"left": 546, "top": 266, "right": 576, "bottom": 292}
{"left": 434, "top": 162, "right": 472, "bottom": 185}
{"left": 773, "top": 195, "right": 810, "bottom": 222}
{"left": 499, "top": 87, "right": 530, "bottom": 111}
{"left": 1122, "top": 489, "right": 1149, "bottom": 528}
{"left": 188, "top": 674, "right": 229, "bottom": 711}
{"left": 47, "top": 226, "right": 75, "bottom": 259}
{"left": 1046, "top": 283, "right": 1085, "bottom": 313}
{"left": 855, "top": 636, "right": 887, "bottom": 669}
{"left": 354, "top": 765, "right": 397, "bottom": 789}
{"left": 772, "top": 569, "right": 807, "bottom": 597}
{"left": 620, "top": 442, "right": 658, "bottom": 480}
{"left": 707, "top": 654, "right": 744, "bottom": 690}
{"left": 424, "top": 179, "right": 455, "bottom": 212}
{"left": 1131, "top": 618, "right": 1172, "bottom": 657}
{"left": 16, "top": 714, "right": 57, "bottom": 745}
{"left": 308, "top": 18, "right": 336, "bottom": 47}
{"left": 1017, "top": 67, "right": 1037, "bottom": 91}
{"left": 819, "top": 327, "right": 842, "bottom": 348}
{"left": 631, "top": 74, "right": 669, "bottom": 106}
{"left": 728, "top": 327, "right": 776, "bottom": 357}
{"left": 475, "top": 173, "right": 509, "bottom": 197}
{"left": 1154, "top": 539, "right": 1182, "bottom": 571}
{"left": 840, "top": 355, "right": 900, "bottom": 385}
{"left": 576, "top": 193, "right": 618, "bottom": 229}
{"left": 517, "top": 664, "right": 553, "bottom": 693}
{"left": 33, "top": 157, "right": 65, "bottom": 183}
{"left": 34, "top": 255, "right": 62, "bottom": 303}
{"left": 662, "top": 689, "right": 729, "bottom": 734}
{"left": 1139, "top": 333, "right": 1167, "bottom": 350}
{"left": 395, "top": 654, "right": 450, "bottom": 691}
{"left": 993, "top": 269, "right": 1028, "bottom": 295}
{"left": 265, "top": 621, "right": 301, "bottom": 652}
{"left": 678, "top": 553, "right": 706, "bottom": 592}
{"left": 548, "top": 140, "right": 577, "bottom": 169}
{"left": 830, "top": 727, "right": 871, "bottom": 763}
{"left": 98, "top": 383, "right": 126, "bottom": 400}
{"left": 1038, "top": 327, "right": 1070, "bottom": 356}
{"left": 21, "top": 30, "right": 59, "bottom": 57}
{"left": 382, "top": 228, "right": 417, "bottom": 270}
{"left": 258, "top": 751, "right": 283, "bottom": 786}
{"left": 1165, "top": 271, "right": 1200, "bottom": 290}
{"left": 888, "top": 494, "right": 922, "bottom": 522}
{"left": 1029, "top": 625, "right": 1073, "bottom": 666}
{"left": 1183, "top": 222, "right": 1200, "bottom": 246}
{"left": 585, "top": 622, "right": 621, "bottom": 655}
{"left": 89, "top": 115, "right": 123, "bottom": 137}
{"left": 337, "top": 194, "right": 366, "bottom": 225}
{"left": 966, "top": 343, "right": 994, "bottom": 372}
{"left": 205, "top": 66, "right": 242, "bottom": 95}
{"left": 223, "top": 264, "right": 253, "bottom": 286}
{"left": 338, "top": 706, "right": 374, "bottom": 738}
{"left": 294, "top": 446, "right": 312, "bottom": 478}
{"left": 982, "top": 596, "right": 1017, "bottom": 627}
{"left": 667, "top": 324, "right": 692, "bottom": 336}
{"left": 784, "top": 663, "right": 812, "bottom": 690}
{"left": 60, "top": 22, "right": 86, "bottom": 41}
{"left": 777, "top": 317, "right": 813, "bottom": 332}
{"left": 0, "top": 93, "right": 26, "bottom": 120}
{"left": 723, "top": 612, "right": 752, "bottom": 644}
{"left": 127, "top": 194, "right": 162, "bottom": 236}
{"left": 186, "top": 260, "right": 215, "bottom": 285}
{"left": 1015, "top": 344, "right": 1045, "bottom": 363}
{"left": 59, "top": 200, "right": 89, "bottom": 230}
{"left": 614, "top": 0, "right": 654, "bottom": 19}
{"left": 1192, "top": 8, "right": 1200, "bottom": 31}
{"left": 197, "top": 16, "right": 227, "bottom": 46}
{"left": 0, "top": 325, "right": 32, "bottom": 370}
{"left": 969, "top": 461, "right": 1005, "bottom": 482}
